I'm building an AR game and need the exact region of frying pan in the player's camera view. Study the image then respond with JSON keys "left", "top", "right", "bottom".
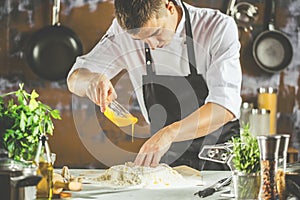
{"left": 252, "top": 0, "right": 292, "bottom": 73}
{"left": 25, "top": 0, "right": 83, "bottom": 81}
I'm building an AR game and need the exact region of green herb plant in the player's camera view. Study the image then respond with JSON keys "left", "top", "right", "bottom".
{"left": 230, "top": 124, "right": 261, "bottom": 199}
{"left": 0, "top": 83, "right": 61, "bottom": 161}
{"left": 231, "top": 124, "right": 260, "bottom": 173}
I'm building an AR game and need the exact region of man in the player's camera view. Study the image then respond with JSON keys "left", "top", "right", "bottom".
{"left": 67, "top": 0, "right": 242, "bottom": 170}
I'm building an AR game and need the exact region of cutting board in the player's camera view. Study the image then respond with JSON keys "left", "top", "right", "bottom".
{"left": 173, "top": 165, "right": 201, "bottom": 177}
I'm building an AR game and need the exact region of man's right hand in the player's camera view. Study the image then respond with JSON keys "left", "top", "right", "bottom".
{"left": 67, "top": 68, "right": 117, "bottom": 112}
{"left": 86, "top": 73, "right": 117, "bottom": 112}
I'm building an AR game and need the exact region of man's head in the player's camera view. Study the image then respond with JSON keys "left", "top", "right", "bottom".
{"left": 114, "top": 0, "right": 181, "bottom": 49}
{"left": 114, "top": 0, "right": 167, "bottom": 33}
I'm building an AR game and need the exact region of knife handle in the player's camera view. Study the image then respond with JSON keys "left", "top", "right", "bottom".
{"left": 195, "top": 188, "right": 216, "bottom": 198}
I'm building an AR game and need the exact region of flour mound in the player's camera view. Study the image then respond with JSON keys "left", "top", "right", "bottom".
{"left": 95, "top": 162, "right": 186, "bottom": 188}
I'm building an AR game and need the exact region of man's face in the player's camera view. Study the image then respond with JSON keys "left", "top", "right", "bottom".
{"left": 130, "top": 2, "right": 177, "bottom": 49}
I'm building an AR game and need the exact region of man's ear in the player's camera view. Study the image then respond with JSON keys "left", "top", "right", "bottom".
{"left": 166, "top": 0, "right": 176, "bottom": 14}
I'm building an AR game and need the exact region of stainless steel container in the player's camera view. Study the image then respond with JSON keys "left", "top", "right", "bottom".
{"left": 257, "top": 135, "right": 281, "bottom": 200}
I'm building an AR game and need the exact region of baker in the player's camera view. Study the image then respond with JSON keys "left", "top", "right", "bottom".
{"left": 67, "top": 0, "right": 242, "bottom": 170}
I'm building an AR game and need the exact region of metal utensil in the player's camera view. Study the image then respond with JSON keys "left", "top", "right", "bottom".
{"left": 194, "top": 176, "right": 232, "bottom": 198}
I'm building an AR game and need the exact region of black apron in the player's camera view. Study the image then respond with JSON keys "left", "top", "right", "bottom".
{"left": 142, "top": 2, "right": 239, "bottom": 170}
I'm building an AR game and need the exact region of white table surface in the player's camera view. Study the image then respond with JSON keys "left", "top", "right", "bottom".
{"left": 58, "top": 169, "right": 233, "bottom": 200}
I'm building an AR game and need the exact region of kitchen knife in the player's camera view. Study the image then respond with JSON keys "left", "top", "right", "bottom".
{"left": 194, "top": 176, "right": 232, "bottom": 198}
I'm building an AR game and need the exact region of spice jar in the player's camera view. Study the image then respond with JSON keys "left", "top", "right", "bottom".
{"left": 239, "top": 102, "right": 254, "bottom": 127}
{"left": 257, "top": 135, "right": 281, "bottom": 200}
{"left": 249, "top": 108, "right": 270, "bottom": 137}
{"left": 276, "top": 134, "right": 290, "bottom": 200}
{"left": 257, "top": 87, "right": 278, "bottom": 135}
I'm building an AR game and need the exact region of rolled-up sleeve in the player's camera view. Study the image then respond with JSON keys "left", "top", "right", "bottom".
{"left": 68, "top": 19, "right": 124, "bottom": 80}
{"left": 205, "top": 17, "right": 242, "bottom": 118}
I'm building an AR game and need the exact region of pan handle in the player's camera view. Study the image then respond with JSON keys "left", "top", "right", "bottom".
{"left": 52, "top": 0, "right": 61, "bottom": 26}
{"left": 266, "top": 0, "right": 276, "bottom": 31}
{"left": 226, "top": 0, "right": 236, "bottom": 16}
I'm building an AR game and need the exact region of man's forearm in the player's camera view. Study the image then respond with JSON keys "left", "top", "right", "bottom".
{"left": 168, "top": 102, "right": 235, "bottom": 142}
{"left": 67, "top": 68, "right": 99, "bottom": 97}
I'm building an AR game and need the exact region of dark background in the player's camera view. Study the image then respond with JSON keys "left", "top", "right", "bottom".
{"left": 0, "top": 0, "right": 299, "bottom": 168}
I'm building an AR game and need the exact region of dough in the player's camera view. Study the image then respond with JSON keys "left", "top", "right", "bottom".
{"left": 94, "top": 162, "right": 187, "bottom": 188}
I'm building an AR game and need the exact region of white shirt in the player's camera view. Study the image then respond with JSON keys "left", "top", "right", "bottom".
{"left": 68, "top": 2, "right": 242, "bottom": 122}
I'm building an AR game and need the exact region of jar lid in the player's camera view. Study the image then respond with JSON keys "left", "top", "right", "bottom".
{"left": 257, "top": 87, "right": 278, "bottom": 94}
{"left": 251, "top": 108, "right": 270, "bottom": 115}
{"left": 241, "top": 102, "right": 254, "bottom": 109}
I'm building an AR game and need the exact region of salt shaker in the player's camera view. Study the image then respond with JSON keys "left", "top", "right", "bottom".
{"left": 257, "top": 135, "right": 281, "bottom": 200}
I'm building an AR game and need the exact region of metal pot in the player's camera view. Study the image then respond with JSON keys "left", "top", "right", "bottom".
{"left": 252, "top": 0, "right": 293, "bottom": 73}
{"left": 25, "top": 0, "right": 83, "bottom": 81}
{"left": 0, "top": 149, "right": 41, "bottom": 200}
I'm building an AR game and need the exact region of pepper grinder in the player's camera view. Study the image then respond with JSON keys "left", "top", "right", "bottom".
{"left": 277, "top": 134, "right": 290, "bottom": 200}
{"left": 257, "top": 135, "right": 281, "bottom": 200}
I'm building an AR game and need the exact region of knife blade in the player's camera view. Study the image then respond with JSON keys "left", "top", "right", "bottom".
{"left": 194, "top": 176, "right": 232, "bottom": 198}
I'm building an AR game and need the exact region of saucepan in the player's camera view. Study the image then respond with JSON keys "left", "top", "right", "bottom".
{"left": 25, "top": 0, "right": 83, "bottom": 81}
{"left": 252, "top": 0, "right": 293, "bottom": 73}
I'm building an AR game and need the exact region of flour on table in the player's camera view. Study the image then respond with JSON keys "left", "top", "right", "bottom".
{"left": 86, "top": 162, "right": 187, "bottom": 188}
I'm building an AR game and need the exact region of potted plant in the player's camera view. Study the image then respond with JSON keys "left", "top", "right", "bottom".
{"left": 0, "top": 83, "right": 61, "bottom": 161}
{"left": 230, "top": 124, "right": 261, "bottom": 200}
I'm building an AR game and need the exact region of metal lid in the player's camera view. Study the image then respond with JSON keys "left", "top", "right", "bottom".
{"left": 241, "top": 102, "right": 254, "bottom": 109}
{"left": 277, "top": 134, "right": 290, "bottom": 158}
{"left": 257, "top": 135, "right": 281, "bottom": 160}
{"left": 251, "top": 108, "right": 270, "bottom": 115}
{"left": 257, "top": 87, "right": 278, "bottom": 94}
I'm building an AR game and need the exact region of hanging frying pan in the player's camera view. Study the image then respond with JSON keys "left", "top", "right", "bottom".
{"left": 252, "top": 0, "right": 292, "bottom": 73}
{"left": 25, "top": 0, "right": 83, "bottom": 81}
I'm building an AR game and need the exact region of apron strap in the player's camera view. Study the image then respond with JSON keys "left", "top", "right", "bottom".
{"left": 144, "top": 43, "right": 154, "bottom": 80}
{"left": 182, "top": 2, "right": 198, "bottom": 76}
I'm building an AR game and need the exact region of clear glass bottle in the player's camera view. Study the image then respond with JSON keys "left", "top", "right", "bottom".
{"left": 257, "top": 135, "right": 281, "bottom": 200}
{"left": 34, "top": 135, "right": 53, "bottom": 199}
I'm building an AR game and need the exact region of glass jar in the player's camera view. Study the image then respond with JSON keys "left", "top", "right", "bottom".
{"left": 249, "top": 108, "right": 270, "bottom": 137}
{"left": 233, "top": 171, "right": 260, "bottom": 200}
{"left": 257, "top": 87, "right": 278, "bottom": 135}
{"left": 257, "top": 135, "right": 281, "bottom": 200}
{"left": 240, "top": 102, "right": 254, "bottom": 128}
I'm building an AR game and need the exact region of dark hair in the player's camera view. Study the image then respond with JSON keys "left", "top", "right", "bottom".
{"left": 114, "top": 0, "right": 166, "bottom": 34}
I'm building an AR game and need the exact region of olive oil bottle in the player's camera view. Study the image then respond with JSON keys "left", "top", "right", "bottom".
{"left": 35, "top": 135, "right": 53, "bottom": 199}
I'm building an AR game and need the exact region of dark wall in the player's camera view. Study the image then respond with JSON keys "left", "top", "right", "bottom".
{"left": 0, "top": 0, "right": 299, "bottom": 168}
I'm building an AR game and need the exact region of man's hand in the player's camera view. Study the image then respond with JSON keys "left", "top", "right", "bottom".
{"left": 85, "top": 74, "right": 117, "bottom": 112}
{"left": 134, "top": 126, "right": 177, "bottom": 167}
